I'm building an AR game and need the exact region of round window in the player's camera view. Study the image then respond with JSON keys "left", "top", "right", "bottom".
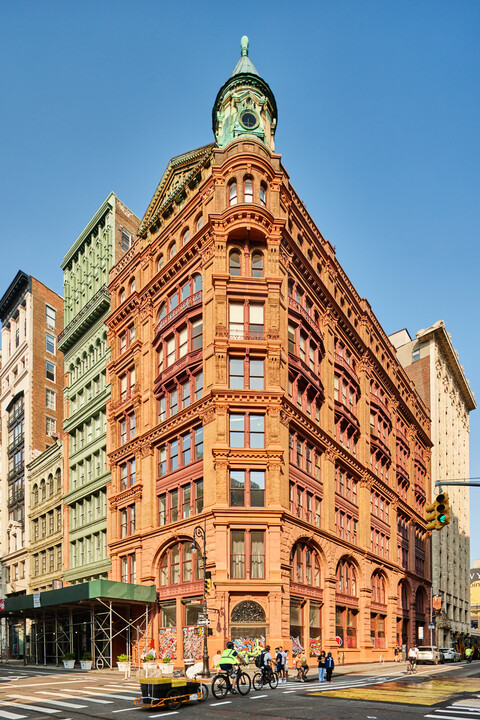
{"left": 240, "top": 111, "right": 258, "bottom": 129}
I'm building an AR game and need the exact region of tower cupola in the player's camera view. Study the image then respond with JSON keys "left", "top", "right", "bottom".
{"left": 212, "top": 36, "right": 277, "bottom": 151}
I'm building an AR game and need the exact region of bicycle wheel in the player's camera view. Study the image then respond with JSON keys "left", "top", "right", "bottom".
{"left": 197, "top": 683, "right": 209, "bottom": 702}
{"left": 268, "top": 671, "right": 279, "bottom": 689}
{"left": 253, "top": 672, "right": 264, "bottom": 691}
{"left": 212, "top": 674, "right": 229, "bottom": 699}
{"left": 165, "top": 689, "right": 182, "bottom": 710}
{"left": 237, "top": 671, "right": 251, "bottom": 695}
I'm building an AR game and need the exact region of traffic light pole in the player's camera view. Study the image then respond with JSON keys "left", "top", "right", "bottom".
{"left": 193, "top": 519, "right": 210, "bottom": 678}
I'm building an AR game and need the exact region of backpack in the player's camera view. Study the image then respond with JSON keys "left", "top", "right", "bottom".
{"left": 255, "top": 652, "right": 265, "bottom": 668}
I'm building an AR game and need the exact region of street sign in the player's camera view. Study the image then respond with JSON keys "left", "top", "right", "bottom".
{"left": 197, "top": 618, "right": 210, "bottom": 626}
{"left": 428, "top": 622, "right": 435, "bottom": 629}
{"left": 207, "top": 608, "right": 219, "bottom": 613}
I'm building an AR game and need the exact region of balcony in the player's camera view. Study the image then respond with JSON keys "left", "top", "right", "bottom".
{"left": 370, "top": 392, "right": 390, "bottom": 418}
{"left": 58, "top": 286, "right": 110, "bottom": 353}
{"left": 334, "top": 352, "right": 359, "bottom": 385}
{"left": 288, "top": 297, "right": 324, "bottom": 341}
{"left": 156, "top": 291, "right": 202, "bottom": 335}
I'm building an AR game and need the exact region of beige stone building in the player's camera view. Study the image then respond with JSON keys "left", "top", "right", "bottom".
{"left": 390, "top": 322, "right": 475, "bottom": 647}
{"left": 27, "top": 438, "right": 63, "bottom": 593}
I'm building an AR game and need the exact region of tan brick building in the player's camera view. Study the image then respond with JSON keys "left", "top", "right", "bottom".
{"left": 0, "top": 272, "right": 63, "bottom": 657}
{"left": 105, "top": 38, "right": 433, "bottom": 665}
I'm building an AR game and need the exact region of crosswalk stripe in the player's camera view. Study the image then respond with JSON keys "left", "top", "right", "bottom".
{"left": 42, "top": 694, "right": 112, "bottom": 706}
{"left": 0, "top": 712, "right": 27, "bottom": 719}
{"left": 86, "top": 695, "right": 136, "bottom": 701}
{"left": 7, "top": 697, "right": 86, "bottom": 710}
{"left": 4, "top": 704, "right": 60, "bottom": 714}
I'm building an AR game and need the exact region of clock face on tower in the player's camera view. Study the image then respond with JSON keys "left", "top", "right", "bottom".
{"left": 240, "top": 111, "right": 258, "bottom": 129}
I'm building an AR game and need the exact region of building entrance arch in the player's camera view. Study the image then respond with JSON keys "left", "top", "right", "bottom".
{"left": 229, "top": 601, "right": 267, "bottom": 651}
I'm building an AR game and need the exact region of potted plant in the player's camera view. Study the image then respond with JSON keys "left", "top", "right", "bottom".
{"left": 80, "top": 651, "right": 93, "bottom": 671}
{"left": 117, "top": 653, "right": 131, "bottom": 672}
{"left": 160, "top": 655, "right": 174, "bottom": 675}
{"left": 63, "top": 652, "right": 75, "bottom": 669}
{"left": 142, "top": 653, "right": 157, "bottom": 670}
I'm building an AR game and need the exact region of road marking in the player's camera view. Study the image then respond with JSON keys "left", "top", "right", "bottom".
{"left": 0, "top": 712, "right": 27, "bottom": 720}
{"left": 5, "top": 680, "right": 91, "bottom": 689}
{"left": 86, "top": 694, "right": 137, "bottom": 701}
{"left": 209, "top": 702, "right": 231, "bottom": 706}
{"left": 251, "top": 694, "right": 268, "bottom": 698}
{"left": 112, "top": 709, "right": 134, "bottom": 714}
{"left": 3, "top": 704, "right": 60, "bottom": 714}
{"left": 7, "top": 697, "right": 87, "bottom": 710}
{"left": 282, "top": 690, "right": 296, "bottom": 694}
{"left": 148, "top": 712, "right": 179, "bottom": 718}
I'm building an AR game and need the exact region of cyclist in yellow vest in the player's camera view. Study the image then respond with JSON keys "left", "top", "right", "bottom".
{"left": 218, "top": 641, "right": 240, "bottom": 693}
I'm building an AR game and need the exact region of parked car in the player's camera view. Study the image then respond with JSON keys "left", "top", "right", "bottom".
{"left": 417, "top": 646, "right": 442, "bottom": 664}
{"left": 440, "top": 648, "right": 461, "bottom": 662}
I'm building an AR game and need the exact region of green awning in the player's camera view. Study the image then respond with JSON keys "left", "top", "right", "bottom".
{"left": 2, "top": 579, "right": 156, "bottom": 613}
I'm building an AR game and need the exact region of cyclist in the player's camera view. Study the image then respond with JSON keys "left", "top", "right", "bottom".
{"left": 218, "top": 641, "right": 240, "bottom": 694}
{"left": 260, "top": 645, "right": 274, "bottom": 683}
{"left": 408, "top": 645, "right": 418, "bottom": 672}
{"left": 466, "top": 647, "right": 473, "bottom": 663}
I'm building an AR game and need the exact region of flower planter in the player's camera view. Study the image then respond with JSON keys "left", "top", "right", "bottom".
{"left": 63, "top": 659, "right": 75, "bottom": 669}
{"left": 117, "top": 661, "right": 131, "bottom": 672}
{"left": 142, "top": 662, "right": 157, "bottom": 671}
{"left": 80, "top": 660, "right": 93, "bottom": 670}
{"left": 160, "top": 662, "right": 174, "bottom": 675}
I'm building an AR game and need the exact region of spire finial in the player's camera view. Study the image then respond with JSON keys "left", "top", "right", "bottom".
{"left": 241, "top": 35, "right": 249, "bottom": 57}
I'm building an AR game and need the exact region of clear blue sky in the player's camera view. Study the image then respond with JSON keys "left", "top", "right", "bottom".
{"left": 2, "top": 1, "right": 480, "bottom": 559}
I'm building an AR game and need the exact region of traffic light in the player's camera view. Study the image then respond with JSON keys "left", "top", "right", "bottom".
{"left": 204, "top": 571, "right": 212, "bottom": 596}
{"left": 425, "top": 499, "right": 438, "bottom": 531}
{"left": 436, "top": 493, "right": 450, "bottom": 529}
{"left": 425, "top": 493, "right": 450, "bottom": 531}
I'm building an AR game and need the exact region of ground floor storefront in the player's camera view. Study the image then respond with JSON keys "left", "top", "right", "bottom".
{"left": 0, "top": 579, "right": 156, "bottom": 667}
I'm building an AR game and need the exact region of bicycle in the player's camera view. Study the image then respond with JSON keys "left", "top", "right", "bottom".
{"left": 406, "top": 659, "right": 417, "bottom": 674}
{"left": 211, "top": 664, "right": 251, "bottom": 699}
{"left": 253, "top": 664, "right": 279, "bottom": 690}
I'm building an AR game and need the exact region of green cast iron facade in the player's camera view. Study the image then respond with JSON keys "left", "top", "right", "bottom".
{"left": 59, "top": 193, "right": 139, "bottom": 584}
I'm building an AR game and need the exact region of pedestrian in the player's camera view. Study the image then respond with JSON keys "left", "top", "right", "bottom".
{"left": 325, "top": 651, "right": 335, "bottom": 682}
{"left": 283, "top": 649, "right": 289, "bottom": 683}
{"left": 317, "top": 650, "right": 326, "bottom": 682}
{"left": 394, "top": 645, "right": 399, "bottom": 662}
{"left": 212, "top": 649, "right": 222, "bottom": 669}
{"left": 275, "top": 647, "right": 283, "bottom": 677}
{"left": 300, "top": 651, "right": 309, "bottom": 681}
{"left": 293, "top": 654, "right": 303, "bottom": 681}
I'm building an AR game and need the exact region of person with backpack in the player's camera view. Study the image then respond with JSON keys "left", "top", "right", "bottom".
{"left": 325, "top": 652, "right": 335, "bottom": 682}
{"left": 317, "top": 650, "right": 326, "bottom": 682}
{"left": 255, "top": 645, "right": 274, "bottom": 683}
{"left": 300, "top": 651, "right": 309, "bottom": 680}
{"left": 218, "top": 641, "right": 240, "bottom": 693}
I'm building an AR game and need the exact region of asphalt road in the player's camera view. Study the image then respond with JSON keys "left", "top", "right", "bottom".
{"left": 0, "top": 661, "right": 479, "bottom": 720}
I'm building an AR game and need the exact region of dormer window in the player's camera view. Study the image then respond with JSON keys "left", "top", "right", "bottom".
{"left": 229, "top": 250, "right": 241, "bottom": 276}
{"left": 244, "top": 178, "right": 253, "bottom": 203}
{"left": 229, "top": 182, "right": 238, "bottom": 206}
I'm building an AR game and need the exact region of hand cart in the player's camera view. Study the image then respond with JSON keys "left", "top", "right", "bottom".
{"left": 134, "top": 676, "right": 209, "bottom": 711}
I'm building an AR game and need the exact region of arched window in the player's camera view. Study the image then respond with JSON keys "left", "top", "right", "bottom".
{"left": 229, "top": 250, "right": 241, "bottom": 276}
{"left": 157, "top": 255, "right": 164, "bottom": 271}
{"left": 32, "top": 484, "right": 38, "bottom": 506}
{"left": 229, "top": 182, "right": 237, "bottom": 206}
{"left": 290, "top": 543, "right": 321, "bottom": 586}
{"left": 47, "top": 474, "right": 54, "bottom": 497}
{"left": 195, "top": 214, "right": 203, "bottom": 231}
{"left": 415, "top": 587, "right": 425, "bottom": 615}
{"left": 55, "top": 469, "right": 62, "bottom": 494}
{"left": 251, "top": 251, "right": 263, "bottom": 278}
{"left": 168, "top": 242, "right": 177, "bottom": 259}
{"left": 181, "top": 229, "right": 190, "bottom": 246}
{"left": 129, "top": 277, "right": 135, "bottom": 294}
{"left": 244, "top": 177, "right": 253, "bottom": 203}
{"left": 260, "top": 183, "right": 267, "bottom": 207}
{"left": 336, "top": 558, "right": 357, "bottom": 596}
{"left": 158, "top": 541, "right": 203, "bottom": 586}
{"left": 40, "top": 479, "right": 46, "bottom": 502}
{"left": 193, "top": 273, "right": 202, "bottom": 292}
{"left": 158, "top": 303, "right": 166, "bottom": 323}
{"left": 119, "top": 288, "right": 125, "bottom": 303}
{"left": 297, "top": 234, "right": 303, "bottom": 248}
{"left": 371, "top": 571, "right": 386, "bottom": 604}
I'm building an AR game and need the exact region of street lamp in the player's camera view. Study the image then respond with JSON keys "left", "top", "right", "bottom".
{"left": 192, "top": 520, "right": 210, "bottom": 677}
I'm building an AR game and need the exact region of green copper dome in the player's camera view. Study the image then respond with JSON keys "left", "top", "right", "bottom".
{"left": 212, "top": 36, "right": 277, "bottom": 150}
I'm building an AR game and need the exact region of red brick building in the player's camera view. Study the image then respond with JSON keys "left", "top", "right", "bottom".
{"left": 106, "top": 38, "right": 432, "bottom": 664}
